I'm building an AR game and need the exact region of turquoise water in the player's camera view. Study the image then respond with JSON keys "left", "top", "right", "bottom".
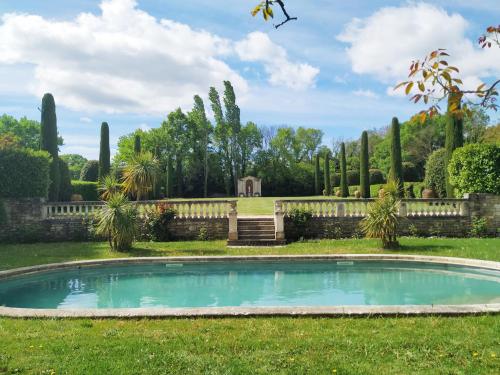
{"left": 0, "top": 261, "right": 499, "bottom": 309}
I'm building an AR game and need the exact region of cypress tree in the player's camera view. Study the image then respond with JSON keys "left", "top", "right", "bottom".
{"left": 389, "top": 117, "right": 404, "bottom": 197}
{"left": 165, "top": 156, "right": 173, "bottom": 198}
{"left": 324, "top": 152, "right": 331, "bottom": 196}
{"left": 175, "top": 157, "right": 183, "bottom": 197}
{"left": 134, "top": 134, "right": 141, "bottom": 154}
{"left": 445, "top": 94, "right": 464, "bottom": 197}
{"left": 360, "top": 131, "right": 370, "bottom": 198}
{"left": 98, "top": 122, "right": 111, "bottom": 181}
{"left": 340, "top": 143, "right": 349, "bottom": 197}
{"left": 314, "top": 154, "right": 321, "bottom": 195}
{"left": 40, "top": 93, "right": 60, "bottom": 201}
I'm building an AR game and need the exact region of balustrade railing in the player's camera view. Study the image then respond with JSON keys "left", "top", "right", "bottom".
{"left": 43, "top": 200, "right": 237, "bottom": 220}
{"left": 277, "top": 198, "right": 469, "bottom": 218}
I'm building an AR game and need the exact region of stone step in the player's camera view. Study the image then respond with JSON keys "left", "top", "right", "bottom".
{"left": 238, "top": 233, "right": 275, "bottom": 240}
{"left": 238, "top": 229, "right": 276, "bottom": 235}
{"left": 238, "top": 225, "right": 275, "bottom": 231}
{"left": 238, "top": 220, "right": 274, "bottom": 226}
{"left": 227, "top": 239, "right": 286, "bottom": 247}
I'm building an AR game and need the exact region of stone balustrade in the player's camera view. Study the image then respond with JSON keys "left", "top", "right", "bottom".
{"left": 276, "top": 198, "right": 469, "bottom": 218}
{"left": 43, "top": 200, "right": 237, "bottom": 220}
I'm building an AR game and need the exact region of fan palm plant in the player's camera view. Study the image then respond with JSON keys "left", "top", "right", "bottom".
{"left": 122, "top": 152, "right": 159, "bottom": 201}
{"left": 95, "top": 193, "right": 137, "bottom": 251}
{"left": 98, "top": 175, "right": 122, "bottom": 201}
{"left": 361, "top": 180, "right": 401, "bottom": 249}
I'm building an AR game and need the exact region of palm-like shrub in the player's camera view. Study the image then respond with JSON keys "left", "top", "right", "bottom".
{"left": 361, "top": 180, "right": 400, "bottom": 249}
{"left": 98, "top": 175, "right": 122, "bottom": 201}
{"left": 122, "top": 152, "right": 159, "bottom": 201}
{"left": 96, "top": 193, "right": 137, "bottom": 251}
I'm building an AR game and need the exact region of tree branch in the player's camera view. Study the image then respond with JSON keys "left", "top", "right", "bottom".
{"left": 274, "top": 0, "right": 297, "bottom": 29}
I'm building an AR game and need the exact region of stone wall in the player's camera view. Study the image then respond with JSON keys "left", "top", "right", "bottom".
{"left": 285, "top": 216, "right": 471, "bottom": 240}
{"left": 467, "top": 193, "right": 500, "bottom": 237}
{"left": 0, "top": 198, "right": 229, "bottom": 243}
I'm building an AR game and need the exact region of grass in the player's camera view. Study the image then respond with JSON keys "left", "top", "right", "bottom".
{"left": 0, "top": 238, "right": 499, "bottom": 374}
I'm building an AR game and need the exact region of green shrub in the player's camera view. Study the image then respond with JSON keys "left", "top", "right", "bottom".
{"left": 95, "top": 193, "right": 137, "bottom": 251}
{"left": 402, "top": 162, "right": 422, "bottom": 182}
{"left": 288, "top": 207, "right": 313, "bottom": 240}
{"left": 144, "top": 201, "right": 177, "bottom": 242}
{"left": 198, "top": 227, "right": 209, "bottom": 241}
{"left": 71, "top": 180, "right": 99, "bottom": 201}
{"left": 470, "top": 217, "right": 488, "bottom": 238}
{"left": 369, "top": 169, "right": 386, "bottom": 185}
{"left": 361, "top": 180, "right": 401, "bottom": 249}
{"left": 347, "top": 170, "right": 360, "bottom": 186}
{"left": 0, "top": 148, "right": 51, "bottom": 198}
{"left": 58, "top": 158, "right": 72, "bottom": 201}
{"left": 424, "top": 148, "right": 447, "bottom": 198}
{"left": 80, "top": 160, "right": 99, "bottom": 182}
{"left": 448, "top": 143, "right": 500, "bottom": 196}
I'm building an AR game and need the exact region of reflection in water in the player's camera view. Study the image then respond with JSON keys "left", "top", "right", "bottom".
{"left": 0, "top": 261, "right": 499, "bottom": 309}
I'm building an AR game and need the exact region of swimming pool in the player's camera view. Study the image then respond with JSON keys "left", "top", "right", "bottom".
{"left": 1, "top": 255, "right": 499, "bottom": 317}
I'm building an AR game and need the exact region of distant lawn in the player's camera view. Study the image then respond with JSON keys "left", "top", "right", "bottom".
{"left": 1, "top": 238, "right": 499, "bottom": 374}
{"left": 173, "top": 196, "right": 332, "bottom": 215}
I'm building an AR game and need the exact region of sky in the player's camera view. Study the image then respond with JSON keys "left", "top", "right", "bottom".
{"left": 0, "top": 0, "right": 499, "bottom": 158}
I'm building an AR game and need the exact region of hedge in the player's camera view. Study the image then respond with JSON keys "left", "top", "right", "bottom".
{"left": 402, "top": 162, "right": 422, "bottom": 182}
{"left": 448, "top": 143, "right": 500, "bottom": 196}
{"left": 369, "top": 169, "right": 386, "bottom": 185}
{"left": 0, "top": 148, "right": 51, "bottom": 198}
{"left": 71, "top": 180, "right": 99, "bottom": 201}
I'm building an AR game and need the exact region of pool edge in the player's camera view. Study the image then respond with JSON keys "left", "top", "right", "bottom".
{"left": 1, "top": 254, "right": 500, "bottom": 318}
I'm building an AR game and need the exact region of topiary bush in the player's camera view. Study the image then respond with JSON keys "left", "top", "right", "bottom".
{"left": 448, "top": 143, "right": 500, "bottom": 196}
{"left": 424, "top": 148, "right": 447, "bottom": 198}
{"left": 369, "top": 169, "right": 386, "bottom": 185}
{"left": 80, "top": 160, "right": 99, "bottom": 182}
{"left": 0, "top": 148, "right": 51, "bottom": 198}
{"left": 71, "top": 180, "right": 99, "bottom": 201}
{"left": 402, "top": 162, "right": 422, "bottom": 182}
{"left": 347, "top": 170, "right": 360, "bottom": 186}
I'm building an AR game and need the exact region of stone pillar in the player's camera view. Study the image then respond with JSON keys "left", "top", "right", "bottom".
{"left": 337, "top": 202, "right": 345, "bottom": 217}
{"left": 274, "top": 200, "right": 285, "bottom": 240}
{"left": 228, "top": 201, "right": 238, "bottom": 241}
{"left": 398, "top": 201, "right": 407, "bottom": 217}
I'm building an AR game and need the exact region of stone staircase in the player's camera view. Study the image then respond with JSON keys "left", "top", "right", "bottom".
{"left": 227, "top": 217, "right": 286, "bottom": 246}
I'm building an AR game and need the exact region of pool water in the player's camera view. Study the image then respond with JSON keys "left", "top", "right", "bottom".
{"left": 0, "top": 260, "right": 499, "bottom": 309}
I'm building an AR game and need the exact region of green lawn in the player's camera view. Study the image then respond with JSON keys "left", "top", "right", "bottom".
{"left": 1, "top": 238, "right": 499, "bottom": 374}
{"left": 173, "top": 196, "right": 328, "bottom": 215}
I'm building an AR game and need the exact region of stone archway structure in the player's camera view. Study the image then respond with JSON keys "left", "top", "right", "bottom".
{"left": 238, "top": 176, "right": 262, "bottom": 197}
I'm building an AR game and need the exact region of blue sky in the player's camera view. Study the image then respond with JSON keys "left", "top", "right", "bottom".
{"left": 0, "top": 0, "right": 498, "bottom": 158}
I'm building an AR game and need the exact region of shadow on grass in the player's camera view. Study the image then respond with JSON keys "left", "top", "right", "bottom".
{"left": 396, "top": 244, "right": 455, "bottom": 253}
{"left": 126, "top": 247, "right": 228, "bottom": 257}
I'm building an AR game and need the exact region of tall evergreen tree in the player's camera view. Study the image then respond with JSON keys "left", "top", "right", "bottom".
{"left": 389, "top": 117, "right": 404, "bottom": 196}
{"left": 360, "top": 131, "right": 370, "bottom": 198}
{"left": 445, "top": 94, "right": 464, "bottom": 197}
{"left": 134, "top": 134, "right": 141, "bottom": 154}
{"left": 99, "top": 122, "right": 111, "bottom": 181}
{"left": 165, "top": 156, "right": 173, "bottom": 198}
{"left": 40, "top": 93, "right": 60, "bottom": 201}
{"left": 190, "top": 95, "right": 212, "bottom": 198}
{"left": 324, "top": 152, "right": 331, "bottom": 196}
{"left": 340, "top": 143, "right": 349, "bottom": 197}
{"left": 314, "top": 154, "right": 321, "bottom": 195}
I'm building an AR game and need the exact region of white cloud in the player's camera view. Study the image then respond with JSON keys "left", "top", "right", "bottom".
{"left": 235, "top": 32, "right": 319, "bottom": 90}
{"left": 352, "top": 89, "right": 379, "bottom": 99}
{"left": 338, "top": 3, "right": 500, "bottom": 90}
{"left": 79, "top": 117, "right": 93, "bottom": 123}
{"left": 0, "top": 0, "right": 317, "bottom": 114}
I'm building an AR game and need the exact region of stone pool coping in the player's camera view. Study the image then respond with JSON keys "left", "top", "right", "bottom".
{"left": 1, "top": 254, "right": 500, "bottom": 318}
